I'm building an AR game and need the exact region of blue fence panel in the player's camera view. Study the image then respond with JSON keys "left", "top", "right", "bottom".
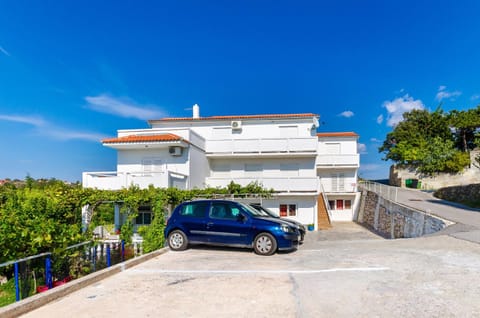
{"left": 1, "top": 239, "right": 141, "bottom": 307}
{"left": 14, "top": 263, "right": 19, "bottom": 302}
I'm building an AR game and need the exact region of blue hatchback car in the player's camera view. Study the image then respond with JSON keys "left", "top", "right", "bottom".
{"left": 164, "top": 200, "right": 300, "bottom": 256}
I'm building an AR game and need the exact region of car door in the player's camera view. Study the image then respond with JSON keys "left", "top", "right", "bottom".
{"left": 206, "top": 201, "right": 251, "bottom": 246}
{"left": 177, "top": 201, "right": 210, "bottom": 243}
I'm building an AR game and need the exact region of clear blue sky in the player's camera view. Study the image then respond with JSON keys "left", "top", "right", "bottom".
{"left": 1, "top": 1, "right": 480, "bottom": 182}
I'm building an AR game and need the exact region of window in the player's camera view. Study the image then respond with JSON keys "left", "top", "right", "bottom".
{"left": 345, "top": 200, "right": 352, "bottom": 209}
{"left": 213, "top": 163, "right": 230, "bottom": 177}
{"left": 331, "top": 173, "right": 345, "bottom": 192}
{"left": 179, "top": 202, "right": 209, "bottom": 218}
{"left": 328, "top": 200, "right": 335, "bottom": 210}
{"left": 279, "top": 204, "right": 296, "bottom": 217}
{"left": 135, "top": 206, "right": 152, "bottom": 225}
{"left": 328, "top": 200, "right": 352, "bottom": 211}
{"left": 210, "top": 202, "right": 238, "bottom": 220}
{"left": 336, "top": 200, "right": 344, "bottom": 210}
{"left": 280, "top": 163, "right": 299, "bottom": 177}
{"left": 142, "top": 158, "right": 164, "bottom": 176}
{"left": 245, "top": 163, "right": 262, "bottom": 177}
{"left": 169, "top": 173, "right": 187, "bottom": 189}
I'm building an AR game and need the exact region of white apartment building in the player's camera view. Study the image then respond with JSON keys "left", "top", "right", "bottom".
{"left": 83, "top": 106, "right": 360, "bottom": 229}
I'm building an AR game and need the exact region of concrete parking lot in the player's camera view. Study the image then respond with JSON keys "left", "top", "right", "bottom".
{"left": 19, "top": 222, "right": 480, "bottom": 318}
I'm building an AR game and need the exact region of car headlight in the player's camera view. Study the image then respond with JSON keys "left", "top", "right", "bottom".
{"left": 281, "top": 224, "right": 294, "bottom": 233}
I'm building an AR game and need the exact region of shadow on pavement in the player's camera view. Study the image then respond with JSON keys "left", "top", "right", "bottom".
{"left": 424, "top": 199, "right": 480, "bottom": 212}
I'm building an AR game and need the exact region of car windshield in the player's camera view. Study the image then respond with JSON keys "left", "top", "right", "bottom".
{"left": 238, "top": 202, "right": 271, "bottom": 217}
{"left": 251, "top": 205, "right": 277, "bottom": 217}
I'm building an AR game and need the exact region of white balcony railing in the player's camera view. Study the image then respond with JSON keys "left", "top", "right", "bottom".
{"left": 206, "top": 177, "right": 319, "bottom": 192}
{"left": 320, "top": 180, "right": 357, "bottom": 193}
{"left": 316, "top": 154, "right": 360, "bottom": 167}
{"left": 82, "top": 171, "right": 169, "bottom": 190}
{"left": 205, "top": 137, "right": 318, "bottom": 155}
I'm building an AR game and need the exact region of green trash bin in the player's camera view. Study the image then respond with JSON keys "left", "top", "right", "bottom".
{"left": 411, "top": 179, "right": 418, "bottom": 188}
{"left": 405, "top": 179, "right": 412, "bottom": 188}
{"left": 416, "top": 180, "right": 422, "bottom": 189}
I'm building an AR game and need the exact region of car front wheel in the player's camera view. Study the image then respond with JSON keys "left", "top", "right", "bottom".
{"left": 253, "top": 233, "right": 277, "bottom": 256}
{"left": 168, "top": 230, "right": 188, "bottom": 251}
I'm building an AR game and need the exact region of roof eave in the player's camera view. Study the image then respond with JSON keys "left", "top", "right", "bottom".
{"left": 148, "top": 113, "right": 320, "bottom": 125}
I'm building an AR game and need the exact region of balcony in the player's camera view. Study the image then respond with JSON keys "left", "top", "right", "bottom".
{"left": 205, "top": 176, "right": 319, "bottom": 193}
{"left": 82, "top": 171, "right": 169, "bottom": 190}
{"left": 320, "top": 180, "right": 357, "bottom": 193}
{"left": 316, "top": 154, "right": 360, "bottom": 168}
{"left": 205, "top": 137, "right": 318, "bottom": 157}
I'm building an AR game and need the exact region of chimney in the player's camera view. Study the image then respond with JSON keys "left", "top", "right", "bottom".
{"left": 192, "top": 104, "right": 200, "bottom": 119}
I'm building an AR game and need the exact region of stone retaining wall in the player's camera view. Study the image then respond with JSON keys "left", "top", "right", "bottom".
{"left": 434, "top": 183, "right": 480, "bottom": 205}
{"left": 357, "top": 189, "right": 450, "bottom": 238}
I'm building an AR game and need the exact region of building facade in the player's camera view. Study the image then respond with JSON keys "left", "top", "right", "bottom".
{"left": 83, "top": 107, "right": 360, "bottom": 228}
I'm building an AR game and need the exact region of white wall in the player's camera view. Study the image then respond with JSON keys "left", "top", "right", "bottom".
{"left": 117, "top": 148, "right": 190, "bottom": 176}
{"left": 325, "top": 193, "right": 357, "bottom": 221}
{"left": 318, "top": 137, "right": 357, "bottom": 154}
{"left": 186, "top": 130, "right": 209, "bottom": 188}
{"left": 189, "top": 148, "right": 209, "bottom": 189}
{"left": 210, "top": 158, "right": 316, "bottom": 178}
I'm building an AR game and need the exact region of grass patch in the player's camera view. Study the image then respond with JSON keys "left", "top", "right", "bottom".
{"left": 0, "top": 278, "right": 16, "bottom": 307}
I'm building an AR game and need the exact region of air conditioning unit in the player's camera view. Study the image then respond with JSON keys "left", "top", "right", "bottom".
{"left": 168, "top": 146, "right": 183, "bottom": 156}
{"left": 231, "top": 120, "right": 242, "bottom": 130}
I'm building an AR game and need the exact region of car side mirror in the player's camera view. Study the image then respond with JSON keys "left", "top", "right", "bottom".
{"left": 237, "top": 213, "right": 247, "bottom": 222}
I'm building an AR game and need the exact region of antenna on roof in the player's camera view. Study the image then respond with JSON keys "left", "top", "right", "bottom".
{"left": 193, "top": 104, "right": 200, "bottom": 119}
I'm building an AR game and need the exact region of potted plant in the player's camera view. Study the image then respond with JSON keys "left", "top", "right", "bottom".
{"left": 307, "top": 224, "right": 314, "bottom": 231}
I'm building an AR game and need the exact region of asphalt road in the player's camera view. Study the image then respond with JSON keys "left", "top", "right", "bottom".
{"left": 391, "top": 187, "right": 480, "bottom": 244}
{"left": 20, "top": 222, "right": 480, "bottom": 318}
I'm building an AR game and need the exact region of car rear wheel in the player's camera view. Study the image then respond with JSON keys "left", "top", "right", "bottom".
{"left": 168, "top": 230, "right": 188, "bottom": 251}
{"left": 253, "top": 233, "right": 277, "bottom": 256}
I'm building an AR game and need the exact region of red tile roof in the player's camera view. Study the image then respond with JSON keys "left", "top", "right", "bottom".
{"left": 317, "top": 132, "right": 359, "bottom": 138}
{"left": 102, "top": 133, "right": 184, "bottom": 144}
{"left": 149, "top": 113, "right": 319, "bottom": 123}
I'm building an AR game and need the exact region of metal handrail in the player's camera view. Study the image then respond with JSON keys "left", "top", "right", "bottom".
{"left": 358, "top": 180, "right": 398, "bottom": 202}
{"left": 0, "top": 252, "right": 51, "bottom": 268}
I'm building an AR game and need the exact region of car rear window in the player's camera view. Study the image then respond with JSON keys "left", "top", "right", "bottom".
{"left": 179, "top": 202, "right": 209, "bottom": 218}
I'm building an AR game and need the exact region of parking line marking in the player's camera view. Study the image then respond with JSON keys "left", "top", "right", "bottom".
{"left": 127, "top": 267, "right": 390, "bottom": 275}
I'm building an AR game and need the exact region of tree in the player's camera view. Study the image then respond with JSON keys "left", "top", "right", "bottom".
{"left": 379, "top": 108, "right": 452, "bottom": 165}
{"left": 379, "top": 107, "right": 473, "bottom": 175}
{"left": 419, "top": 137, "right": 470, "bottom": 175}
{"left": 447, "top": 106, "right": 480, "bottom": 152}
